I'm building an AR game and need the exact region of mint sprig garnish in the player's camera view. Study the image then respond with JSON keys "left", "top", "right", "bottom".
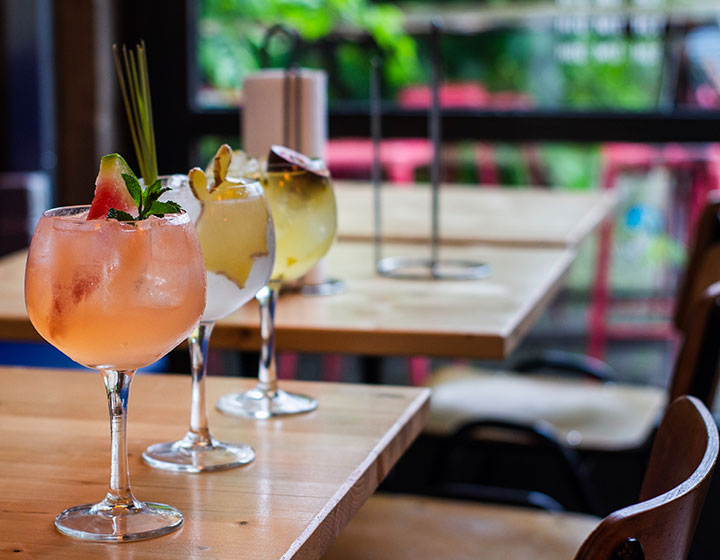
{"left": 107, "top": 208, "right": 136, "bottom": 221}
{"left": 107, "top": 172, "right": 182, "bottom": 222}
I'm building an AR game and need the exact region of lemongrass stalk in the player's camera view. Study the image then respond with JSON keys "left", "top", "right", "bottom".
{"left": 122, "top": 46, "right": 148, "bottom": 178}
{"left": 113, "top": 41, "right": 158, "bottom": 186}
{"left": 126, "top": 49, "right": 147, "bottom": 177}
{"left": 126, "top": 48, "right": 152, "bottom": 181}
{"left": 113, "top": 46, "right": 143, "bottom": 178}
{"left": 137, "top": 42, "right": 157, "bottom": 185}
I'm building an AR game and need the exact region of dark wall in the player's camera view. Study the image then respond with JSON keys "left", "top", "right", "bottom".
{"left": 0, "top": 0, "right": 54, "bottom": 254}
{"left": 0, "top": 0, "right": 55, "bottom": 176}
{"left": 117, "top": 0, "right": 194, "bottom": 175}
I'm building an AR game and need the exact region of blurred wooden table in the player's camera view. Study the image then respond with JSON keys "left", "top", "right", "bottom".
{"left": 0, "top": 367, "right": 430, "bottom": 559}
{"left": 335, "top": 181, "right": 616, "bottom": 248}
{"left": 0, "top": 251, "right": 35, "bottom": 341}
{"left": 218, "top": 242, "right": 574, "bottom": 359}
{"left": 0, "top": 241, "right": 573, "bottom": 360}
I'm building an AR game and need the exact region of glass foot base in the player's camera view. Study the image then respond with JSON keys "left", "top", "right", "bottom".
{"left": 142, "top": 436, "right": 255, "bottom": 473}
{"left": 216, "top": 387, "right": 318, "bottom": 419}
{"left": 55, "top": 500, "right": 183, "bottom": 542}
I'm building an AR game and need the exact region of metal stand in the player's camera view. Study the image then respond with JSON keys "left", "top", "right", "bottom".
{"left": 261, "top": 24, "right": 304, "bottom": 152}
{"left": 372, "top": 19, "right": 490, "bottom": 281}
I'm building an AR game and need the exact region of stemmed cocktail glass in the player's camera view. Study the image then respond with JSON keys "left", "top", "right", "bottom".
{"left": 25, "top": 205, "right": 206, "bottom": 541}
{"left": 142, "top": 155, "right": 275, "bottom": 471}
{"left": 217, "top": 146, "right": 337, "bottom": 419}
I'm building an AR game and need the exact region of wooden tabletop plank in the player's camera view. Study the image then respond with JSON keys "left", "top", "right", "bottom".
{"left": 0, "top": 241, "right": 573, "bottom": 359}
{"left": 0, "top": 367, "right": 430, "bottom": 559}
{"left": 212, "top": 242, "right": 574, "bottom": 359}
{"left": 334, "top": 181, "right": 616, "bottom": 248}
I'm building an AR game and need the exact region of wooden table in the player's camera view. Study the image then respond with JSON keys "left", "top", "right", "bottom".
{"left": 334, "top": 181, "right": 616, "bottom": 248}
{"left": 0, "top": 242, "right": 573, "bottom": 360}
{"left": 0, "top": 367, "right": 430, "bottom": 559}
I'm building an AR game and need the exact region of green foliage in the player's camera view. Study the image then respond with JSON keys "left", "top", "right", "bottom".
{"left": 540, "top": 144, "right": 601, "bottom": 191}
{"left": 199, "top": 1, "right": 664, "bottom": 112}
{"left": 198, "top": 31, "right": 261, "bottom": 91}
{"left": 558, "top": 38, "right": 661, "bottom": 109}
{"left": 198, "top": 1, "right": 668, "bottom": 195}
{"left": 198, "top": 0, "right": 420, "bottom": 99}
{"left": 493, "top": 144, "right": 529, "bottom": 186}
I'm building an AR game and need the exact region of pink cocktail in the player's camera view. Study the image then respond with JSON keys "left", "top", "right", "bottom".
{"left": 25, "top": 205, "right": 206, "bottom": 542}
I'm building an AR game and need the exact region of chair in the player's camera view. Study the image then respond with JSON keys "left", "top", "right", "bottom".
{"left": 673, "top": 190, "right": 720, "bottom": 331}
{"left": 425, "top": 196, "right": 720, "bottom": 453}
{"left": 589, "top": 143, "right": 720, "bottom": 358}
{"left": 323, "top": 395, "right": 719, "bottom": 560}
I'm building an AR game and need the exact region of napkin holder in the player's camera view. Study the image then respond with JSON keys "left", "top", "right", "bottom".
{"left": 242, "top": 25, "right": 327, "bottom": 159}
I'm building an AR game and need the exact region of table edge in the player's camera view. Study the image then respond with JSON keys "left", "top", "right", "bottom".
{"left": 284, "top": 387, "right": 431, "bottom": 560}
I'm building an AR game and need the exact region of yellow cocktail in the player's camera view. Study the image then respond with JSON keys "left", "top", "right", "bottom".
{"left": 263, "top": 169, "right": 337, "bottom": 284}
{"left": 217, "top": 146, "right": 337, "bottom": 418}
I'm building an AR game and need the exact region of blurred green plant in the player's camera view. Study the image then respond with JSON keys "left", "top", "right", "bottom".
{"left": 540, "top": 143, "right": 601, "bottom": 191}
{"left": 199, "top": 0, "right": 420, "bottom": 102}
{"left": 199, "top": 1, "right": 665, "bottom": 112}
{"left": 559, "top": 39, "right": 662, "bottom": 109}
{"left": 198, "top": 1, "right": 669, "bottom": 195}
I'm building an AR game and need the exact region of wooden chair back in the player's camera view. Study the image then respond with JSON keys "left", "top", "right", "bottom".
{"left": 574, "top": 395, "right": 719, "bottom": 560}
{"left": 670, "top": 280, "right": 720, "bottom": 408}
{"left": 673, "top": 193, "right": 720, "bottom": 331}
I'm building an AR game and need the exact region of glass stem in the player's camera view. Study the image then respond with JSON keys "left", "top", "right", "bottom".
{"left": 101, "top": 369, "right": 138, "bottom": 509}
{"left": 187, "top": 321, "right": 214, "bottom": 444}
{"left": 256, "top": 284, "right": 279, "bottom": 396}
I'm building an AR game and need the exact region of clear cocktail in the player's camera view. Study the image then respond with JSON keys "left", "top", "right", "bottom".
{"left": 143, "top": 150, "right": 275, "bottom": 471}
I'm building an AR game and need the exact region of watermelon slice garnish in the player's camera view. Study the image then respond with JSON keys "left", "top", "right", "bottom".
{"left": 87, "top": 154, "right": 138, "bottom": 220}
